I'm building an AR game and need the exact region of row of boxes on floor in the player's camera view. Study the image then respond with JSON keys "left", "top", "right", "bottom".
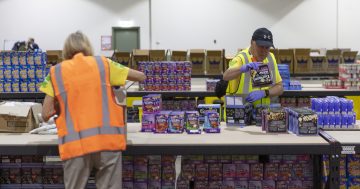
{"left": 311, "top": 97, "right": 357, "bottom": 129}
{"left": 0, "top": 51, "right": 47, "bottom": 92}
{"left": 323, "top": 63, "right": 360, "bottom": 90}
{"left": 322, "top": 154, "right": 360, "bottom": 188}
{"left": 122, "top": 154, "right": 314, "bottom": 189}
{"left": 138, "top": 61, "right": 191, "bottom": 91}
{"left": 225, "top": 96, "right": 318, "bottom": 135}
{"left": 141, "top": 94, "right": 221, "bottom": 134}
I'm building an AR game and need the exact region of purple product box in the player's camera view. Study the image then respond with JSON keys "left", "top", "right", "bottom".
{"left": 222, "top": 180, "right": 235, "bottom": 188}
{"left": 141, "top": 113, "right": 155, "bottom": 132}
{"left": 276, "top": 181, "right": 288, "bottom": 189}
{"left": 21, "top": 163, "right": 43, "bottom": 184}
{"left": 134, "top": 182, "right": 147, "bottom": 189}
{"left": 235, "top": 180, "right": 248, "bottom": 189}
{"left": 168, "top": 111, "right": 185, "bottom": 133}
{"left": 278, "top": 163, "right": 292, "bottom": 181}
{"left": 148, "top": 180, "right": 161, "bottom": 189}
{"left": 185, "top": 111, "right": 201, "bottom": 134}
{"left": 248, "top": 180, "right": 262, "bottom": 189}
{"left": 264, "top": 163, "right": 278, "bottom": 180}
{"left": 0, "top": 163, "right": 21, "bottom": 184}
{"left": 208, "top": 181, "right": 222, "bottom": 189}
{"left": 194, "top": 181, "right": 208, "bottom": 189}
{"left": 251, "top": 64, "right": 272, "bottom": 87}
{"left": 236, "top": 164, "right": 250, "bottom": 180}
{"left": 203, "top": 112, "right": 220, "bottom": 133}
{"left": 134, "top": 164, "right": 148, "bottom": 182}
{"left": 288, "top": 180, "right": 302, "bottom": 188}
{"left": 195, "top": 164, "right": 209, "bottom": 182}
{"left": 250, "top": 163, "right": 263, "bottom": 181}
{"left": 122, "top": 182, "right": 134, "bottom": 189}
{"left": 122, "top": 164, "right": 134, "bottom": 182}
{"left": 142, "top": 94, "right": 162, "bottom": 114}
{"left": 155, "top": 111, "right": 170, "bottom": 133}
{"left": 176, "top": 178, "right": 189, "bottom": 189}
{"left": 208, "top": 163, "right": 222, "bottom": 181}
{"left": 180, "top": 164, "right": 195, "bottom": 181}
{"left": 42, "top": 164, "right": 64, "bottom": 185}
{"left": 162, "top": 165, "right": 176, "bottom": 183}
{"left": 302, "top": 180, "right": 313, "bottom": 189}
{"left": 223, "top": 164, "right": 236, "bottom": 181}
{"left": 262, "top": 180, "right": 276, "bottom": 189}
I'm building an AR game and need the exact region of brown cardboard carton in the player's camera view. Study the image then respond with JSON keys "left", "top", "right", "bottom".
{"left": 132, "top": 49, "right": 149, "bottom": 70}
{"left": 326, "top": 49, "right": 341, "bottom": 73}
{"left": 149, "top": 50, "right": 166, "bottom": 61}
{"left": 189, "top": 49, "right": 205, "bottom": 75}
{"left": 342, "top": 51, "right": 358, "bottom": 64}
{"left": 270, "top": 48, "right": 278, "bottom": 62}
{"left": 0, "top": 101, "right": 42, "bottom": 133}
{"left": 111, "top": 51, "right": 131, "bottom": 67}
{"left": 46, "top": 50, "right": 63, "bottom": 65}
{"left": 293, "top": 48, "right": 311, "bottom": 74}
{"left": 224, "top": 56, "right": 234, "bottom": 70}
{"left": 170, "top": 50, "right": 187, "bottom": 61}
{"left": 309, "top": 49, "right": 325, "bottom": 73}
{"left": 277, "top": 49, "right": 294, "bottom": 74}
{"left": 206, "top": 50, "right": 223, "bottom": 75}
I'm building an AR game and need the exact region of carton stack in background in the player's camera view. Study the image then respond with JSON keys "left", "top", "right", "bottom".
{"left": 309, "top": 49, "right": 326, "bottom": 74}
{"left": 170, "top": 50, "right": 187, "bottom": 61}
{"left": 277, "top": 49, "right": 294, "bottom": 74}
{"left": 189, "top": 49, "right": 205, "bottom": 75}
{"left": 224, "top": 56, "right": 234, "bottom": 71}
{"left": 293, "top": 48, "right": 311, "bottom": 74}
{"left": 111, "top": 51, "right": 131, "bottom": 67}
{"left": 326, "top": 49, "right": 341, "bottom": 73}
{"left": 206, "top": 50, "right": 223, "bottom": 75}
{"left": 342, "top": 51, "right": 358, "bottom": 64}
{"left": 149, "top": 50, "right": 166, "bottom": 61}
{"left": 132, "top": 49, "right": 149, "bottom": 70}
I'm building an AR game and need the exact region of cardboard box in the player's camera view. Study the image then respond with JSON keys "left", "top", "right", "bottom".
{"left": 170, "top": 50, "right": 187, "bottom": 61}
{"left": 189, "top": 49, "right": 205, "bottom": 75}
{"left": 326, "top": 49, "right": 341, "bottom": 73}
{"left": 111, "top": 51, "right": 131, "bottom": 67}
{"left": 269, "top": 48, "right": 278, "bottom": 61}
{"left": 149, "top": 50, "right": 166, "bottom": 61}
{"left": 277, "top": 49, "right": 294, "bottom": 74}
{"left": 206, "top": 50, "right": 223, "bottom": 75}
{"left": 132, "top": 49, "right": 149, "bottom": 70}
{"left": 310, "top": 55, "right": 326, "bottom": 73}
{"left": 0, "top": 101, "right": 42, "bottom": 133}
{"left": 224, "top": 56, "right": 234, "bottom": 70}
{"left": 342, "top": 51, "right": 358, "bottom": 64}
{"left": 46, "top": 50, "right": 63, "bottom": 65}
{"left": 293, "top": 48, "right": 311, "bottom": 74}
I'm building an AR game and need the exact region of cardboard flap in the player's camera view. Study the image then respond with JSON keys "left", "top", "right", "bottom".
{"left": 0, "top": 101, "right": 36, "bottom": 117}
{"left": 31, "top": 103, "right": 43, "bottom": 125}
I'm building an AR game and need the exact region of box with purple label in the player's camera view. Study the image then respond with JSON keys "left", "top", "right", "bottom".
{"left": 248, "top": 180, "right": 262, "bottom": 189}
{"left": 195, "top": 164, "right": 209, "bottom": 182}
{"left": 155, "top": 111, "right": 171, "bottom": 133}
{"left": 168, "top": 111, "right": 184, "bottom": 133}
{"left": 185, "top": 111, "right": 201, "bottom": 134}
{"left": 223, "top": 163, "right": 236, "bottom": 181}
{"left": 203, "top": 112, "right": 220, "bottom": 133}
{"left": 141, "top": 113, "right": 155, "bottom": 132}
{"left": 251, "top": 64, "right": 272, "bottom": 87}
{"left": 142, "top": 94, "right": 161, "bottom": 114}
{"left": 208, "top": 163, "right": 222, "bottom": 181}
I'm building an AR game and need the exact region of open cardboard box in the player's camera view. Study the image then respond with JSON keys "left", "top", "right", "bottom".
{"left": 342, "top": 51, "right": 358, "bottom": 64}
{"left": 293, "top": 48, "right": 311, "bottom": 74}
{"left": 132, "top": 49, "right": 149, "bottom": 70}
{"left": 278, "top": 49, "right": 294, "bottom": 74}
{"left": 112, "top": 51, "right": 131, "bottom": 67}
{"left": 326, "top": 49, "right": 342, "bottom": 73}
{"left": 170, "top": 50, "right": 187, "bottom": 61}
{"left": 149, "top": 50, "right": 166, "bottom": 61}
{"left": 189, "top": 49, "right": 205, "bottom": 75}
{"left": 206, "top": 50, "right": 223, "bottom": 75}
{"left": 0, "top": 101, "right": 42, "bottom": 133}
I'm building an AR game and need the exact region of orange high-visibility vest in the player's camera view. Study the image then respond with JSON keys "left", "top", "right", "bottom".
{"left": 50, "top": 53, "right": 126, "bottom": 161}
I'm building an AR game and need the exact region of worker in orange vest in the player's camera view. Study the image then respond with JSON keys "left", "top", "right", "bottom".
{"left": 40, "top": 31, "right": 146, "bottom": 189}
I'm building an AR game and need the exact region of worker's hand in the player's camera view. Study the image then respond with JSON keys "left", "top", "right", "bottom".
{"left": 246, "top": 90, "right": 266, "bottom": 103}
{"left": 240, "top": 62, "right": 261, "bottom": 73}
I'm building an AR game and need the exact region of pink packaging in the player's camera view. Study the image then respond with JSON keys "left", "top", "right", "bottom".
{"left": 236, "top": 164, "right": 250, "bottom": 180}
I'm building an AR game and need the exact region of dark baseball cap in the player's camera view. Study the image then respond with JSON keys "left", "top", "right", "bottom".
{"left": 252, "top": 28, "right": 275, "bottom": 48}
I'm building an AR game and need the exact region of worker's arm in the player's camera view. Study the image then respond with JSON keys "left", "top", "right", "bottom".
{"left": 127, "top": 69, "right": 146, "bottom": 82}
{"left": 42, "top": 95, "right": 57, "bottom": 122}
{"left": 269, "top": 81, "right": 284, "bottom": 97}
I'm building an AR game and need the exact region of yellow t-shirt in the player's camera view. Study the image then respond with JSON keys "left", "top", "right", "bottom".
{"left": 39, "top": 58, "right": 129, "bottom": 97}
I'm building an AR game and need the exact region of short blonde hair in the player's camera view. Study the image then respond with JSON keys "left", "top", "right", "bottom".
{"left": 62, "top": 31, "right": 94, "bottom": 60}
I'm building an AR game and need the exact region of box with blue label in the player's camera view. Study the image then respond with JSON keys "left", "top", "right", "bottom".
{"left": 197, "top": 104, "right": 221, "bottom": 127}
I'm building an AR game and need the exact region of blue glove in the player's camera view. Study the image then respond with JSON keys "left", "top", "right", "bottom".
{"left": 240, "top": 62, "right": 261, "bottom": 73}
{"left": 246, "top": 90, "right": 266, "bottom": 103}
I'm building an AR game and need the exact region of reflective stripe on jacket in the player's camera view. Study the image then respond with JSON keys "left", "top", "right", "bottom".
{"left": 227, "top": 49, "right": 276, "bottom": 105}
{"left": 50, "top": 53, "right": 125, "bottom": 160}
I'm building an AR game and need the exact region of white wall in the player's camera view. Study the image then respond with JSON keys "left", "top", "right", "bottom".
{"left": 0, "top": 0, "right": 359, "bottom": 57}
{"left": 0, "top": 0, "right": 149, "bottom": 56}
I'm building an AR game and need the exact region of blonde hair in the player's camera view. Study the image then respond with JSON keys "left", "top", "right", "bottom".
{"left": 62, "top": 31, "right": 94, "bottom": 60}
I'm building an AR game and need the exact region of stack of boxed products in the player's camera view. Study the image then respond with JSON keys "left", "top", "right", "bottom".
{"left": 0, "top": 155, "right": 66, "bottom": 189}
{"left": 0, "top": 51, "right": 47, "bottom": 92}
{"left": 141, "top": 94, "right": 221, "bottom": 134}
{"left": 278, "top": 64, "right": 302, "bottom": 90}
{"left": 311, "top": 97, "right": 356, "bottom": 129}
{"left": 322, "top": 154, "right": 360, "bottom": 188}
{"left": 323, "top": 63, "right": 360, "bottom": 90}
{"left": 176, "top": 154, "right": 313, "bottom": 189}
{"left": 205, "top": 79, "right": 220, "bottom": 92}
{"left": 138, "top": 61, "right": 191, "bottom": 91}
